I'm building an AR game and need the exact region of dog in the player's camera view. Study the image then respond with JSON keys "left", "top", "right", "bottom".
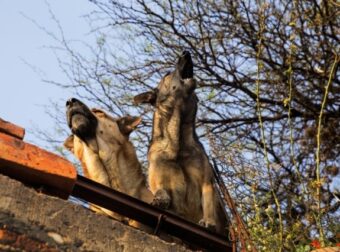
{"left": 64, "top": 98, "right": 153, "bottom": 224}
{"left": 134, "top": 51, "right": 229, "bottom": 235}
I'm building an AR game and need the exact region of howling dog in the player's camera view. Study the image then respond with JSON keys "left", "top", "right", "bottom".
{"left": 64, "top": 98, "right": 153, "bottom": 226}
{"left": 134, "top": 52, "right": 228, "bottom": 235}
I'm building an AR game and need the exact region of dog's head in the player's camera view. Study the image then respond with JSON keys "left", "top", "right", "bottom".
{"left": 134, "top": 51, "right": 196, "bottom": 108}
{"left": 64, "top": 98, "right": 141, "bottom": 156}
{"left": 66, "top": 98, "right": 98, "bottom": 142}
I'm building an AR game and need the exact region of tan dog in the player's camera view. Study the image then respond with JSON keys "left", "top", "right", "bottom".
{"left": 134, "top": 52, "right": 228, "bottom": 235}
{"left": 64, "top": 98, "right": 153, "bottom": 223}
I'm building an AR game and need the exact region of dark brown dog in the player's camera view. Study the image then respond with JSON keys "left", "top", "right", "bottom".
{"left": 134, "top": 52, "right": 228, "bottom": 235}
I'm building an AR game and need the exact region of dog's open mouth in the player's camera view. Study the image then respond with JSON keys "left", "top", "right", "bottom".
{"left": 178, "top": 51, "right": 193, "bottom": 80}
{"left": 180, "top": 65, "right": 193, "bottom": 80}
{"left": 67, "top": 108, "right": 87, "bottom": 128}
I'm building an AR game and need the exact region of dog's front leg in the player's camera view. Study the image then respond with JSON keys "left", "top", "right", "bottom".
{"left": 148, "top": 161, "right": 172, "bottom": 210}
{"left": 199, "top": 182, "right": 217, "bottom": 231}
{"left": 148, "top": 158, "right": 186, "bottom": 215}
{"left": 152, "top": 188, "right": 171, "bottom": 209}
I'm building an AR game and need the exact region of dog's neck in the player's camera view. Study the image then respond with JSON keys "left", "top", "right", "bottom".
{"left": 151, "top": 100, "right": 182, "bottom": 150}
{"left": 151, "top": 94, "right": 200, "bottom": 152}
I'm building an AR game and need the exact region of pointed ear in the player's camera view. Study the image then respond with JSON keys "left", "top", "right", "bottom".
{"left": 64, "top": 135, "right": 75, "bottom": 152}
{"left": 133, "top": 90, "right": 157, "bottom": 106}
{"left": 117, "top": 116, "right": 142, "bottom": 136}
{"left": 91, "top": 108, "right": 106, "bottom": 118}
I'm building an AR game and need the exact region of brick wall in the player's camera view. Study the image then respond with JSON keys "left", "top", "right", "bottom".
{"left": 0, "top": 174, "right": 189, "bottom": 252}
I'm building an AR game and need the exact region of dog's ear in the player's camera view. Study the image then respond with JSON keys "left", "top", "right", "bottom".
{"left": 133, "top": 90, "right": 157, "bottom": 106}
{"left": 91, "top": 108, "right": 106, "bottom": 118}
{"left": 117, "top": 116, "right": 142, "bottom": 136}
{"left": 64, "top": 135, "right": 75, "bottom": 152}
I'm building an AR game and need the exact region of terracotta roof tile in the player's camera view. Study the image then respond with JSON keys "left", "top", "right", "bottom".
{"left": 0, "top": 120, "right": 76, "bottom": 198}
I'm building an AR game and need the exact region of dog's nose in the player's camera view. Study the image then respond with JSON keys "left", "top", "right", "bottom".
{"left": 66, "top": 98, "right": 78, "bottom": 107}
{"left": 181, "top": 51, "right": 190, "bottom": 57}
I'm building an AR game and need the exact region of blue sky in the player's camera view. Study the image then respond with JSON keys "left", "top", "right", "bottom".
{"left": 0, "top": 1, "right": 95, "bottom": 146}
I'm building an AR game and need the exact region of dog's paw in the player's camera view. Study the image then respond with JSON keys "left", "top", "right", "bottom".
{"left": 151, "top": 189, "right": 171, "bottom": 209}
{"left": 198, "top": 219, "right": 216, "bottom": 231}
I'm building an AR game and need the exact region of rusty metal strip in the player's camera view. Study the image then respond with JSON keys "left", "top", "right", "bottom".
{"left": 72, "top": 175, "right": 232, "bottom": 252}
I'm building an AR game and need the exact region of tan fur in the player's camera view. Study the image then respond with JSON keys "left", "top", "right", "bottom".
{"left": 64, "top": 104, "right": 153, "bottom": 227}
{"left": 134, "top": 52, "right": 228, "bottom": 235}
